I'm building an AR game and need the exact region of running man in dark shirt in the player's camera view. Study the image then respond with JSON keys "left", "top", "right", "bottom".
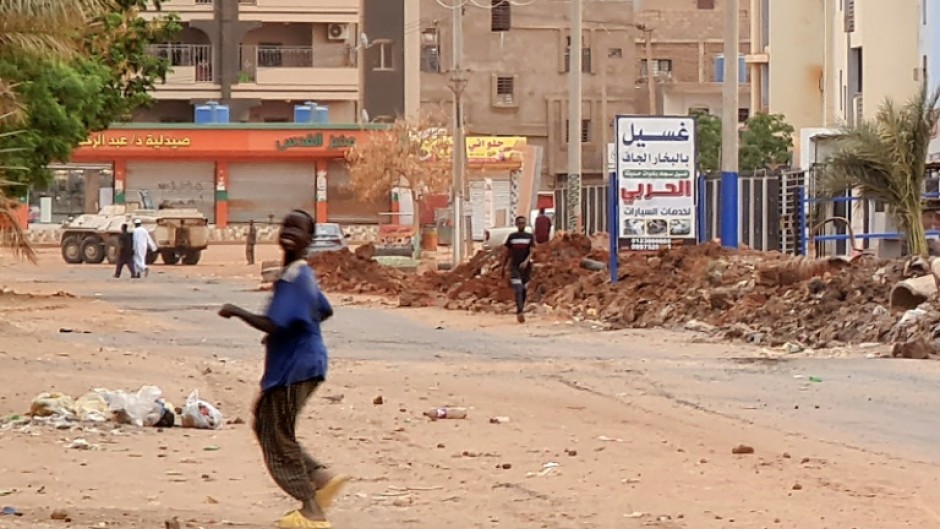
{"left": 502, "top": 215, "right": 535, "bottom": 323}
{"left": 114, "top": 223, "right": 136, "bottom": 279}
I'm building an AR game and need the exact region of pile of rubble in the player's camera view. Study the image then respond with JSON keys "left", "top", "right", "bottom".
{"left": 301, "top": 233, "right": 940, "bottom": 355}
{"left": 307, "top": 245, "right": 409, "bottom": 296}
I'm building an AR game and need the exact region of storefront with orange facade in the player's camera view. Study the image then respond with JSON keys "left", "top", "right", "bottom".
{"left": 70, "top": 123, "right": 384, "bottom": 228}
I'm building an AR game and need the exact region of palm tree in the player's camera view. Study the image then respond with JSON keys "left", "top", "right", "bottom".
{"left": 0, "top": 0, "right": 105, "bottom": 261}
{"left": 820, "top": 83, "right": 940, "bottom": 257}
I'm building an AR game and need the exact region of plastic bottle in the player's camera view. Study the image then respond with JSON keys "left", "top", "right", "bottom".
{"left": 423, "top": 407, "right": 468, "bottom": 420}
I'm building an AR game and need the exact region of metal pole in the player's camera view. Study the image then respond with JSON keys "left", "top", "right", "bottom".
{"left": 566, "top": 0, "right": 582, "bottom": 233}
{"left": 720, "top": 0, "right": 739, "bottom": 248}
{"left": 749, "top": 0, "right": 761, "bottom": 115}
{"left": 643, "top": 27, "right": 656, "bottom": 114}
{"left": 450, "top": 4, "right": 467, "bottom": 265}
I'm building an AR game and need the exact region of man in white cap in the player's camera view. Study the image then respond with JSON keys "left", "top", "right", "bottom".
{"left": 132, "top": 218, "right": 157, "bottom": 278}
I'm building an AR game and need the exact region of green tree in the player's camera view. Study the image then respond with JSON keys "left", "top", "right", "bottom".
{"left": 692, "top": 110, "right": 721, "bottom": 175}
{"left": 820, "top": 83, "right": 940, "bottom": 257}
{"left": 1, "top": 0, "right": 106, "bottom": 261}
{"left": 0, "top": 0, "right": 179, "bottom": 188}
{"left": 82, "top": 0, "right": 181, "bottom": 125}
{"left": 693, "top": 111, "right": 795, "bottom": 175}
{"left": 739, "top": 113, "right": 794, "bottom": 171}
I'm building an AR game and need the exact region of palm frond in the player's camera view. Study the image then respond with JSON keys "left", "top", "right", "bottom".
{"left": 0, "top": 192, "right": 36, "bottom": 264}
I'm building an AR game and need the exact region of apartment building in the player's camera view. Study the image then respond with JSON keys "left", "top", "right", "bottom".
{"left": 418, "top": 0, "right": 636, "bottom": 185}
{"left": 634, "top": 0, "right": 751, "bottom": 119}
{"left": 757, "top": 0, "right": 921, "bottom": 165}
{"left": 923, "top": 0, "right": 940, "bottom": 162}
{"left": 135, "top": 0, "right": 420, "bottom": 124}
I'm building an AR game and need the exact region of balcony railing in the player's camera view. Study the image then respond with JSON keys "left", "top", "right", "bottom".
{"left": 149, "top": 44, "right": 215, "bottom": 83}
{"left": 238, "top": 45, "right": 353, "bottom": 83}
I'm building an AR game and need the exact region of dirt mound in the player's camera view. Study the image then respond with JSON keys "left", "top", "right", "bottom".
{"left": 308, "top": 249, "right": 407, "bottom": 296}
{"left": 416, "top": 234, "right": 608, "bottom": 312}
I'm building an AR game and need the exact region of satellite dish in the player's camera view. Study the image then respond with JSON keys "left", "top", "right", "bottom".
{"left": 359, "top": 33, "right": 370, "bottom": 49}
{"left": 360, "top": 108, "right": 371, "bottom": 124}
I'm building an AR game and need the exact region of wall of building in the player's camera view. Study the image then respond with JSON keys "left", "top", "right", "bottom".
{"left": 859, "top": 0, "right": 920, "bottom": 123}
{"left": 924, "top": 0, "right": 940, "bottom": 161}
{"left": 766, "top": 0, "right": 824, "bottom": 141}
{"left": 419, "top": 0, "right": 636, "bottom": 180}
{"left": 362, "top": 0, "right": 406, "bottom": 121}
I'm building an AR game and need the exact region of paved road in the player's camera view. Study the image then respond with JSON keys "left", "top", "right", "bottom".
{"left": 16, "top": 262, "right": 940, "bottom": 465}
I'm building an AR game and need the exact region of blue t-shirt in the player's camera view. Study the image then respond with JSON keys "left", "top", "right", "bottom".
{"left": 261, "top": 260, "right": 332, "bottom": 392}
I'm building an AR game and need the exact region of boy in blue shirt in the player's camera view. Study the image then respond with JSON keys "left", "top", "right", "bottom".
{"left": 219, "top": 209, "right": 347, "bottom": 529}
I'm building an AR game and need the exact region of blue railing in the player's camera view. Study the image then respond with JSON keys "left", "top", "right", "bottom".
{"left": 796, "top": 187, "right": 940, "bottom": 255}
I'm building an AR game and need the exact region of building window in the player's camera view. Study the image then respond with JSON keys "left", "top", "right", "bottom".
{"left": 372, "top": 39, "right": 395, "bottom": 71}
{"left": 844, "top": 0, "right": 855, "bottom": 32}
{"left": 564, "top": 36, "right": 592, "bottom": 73}
{"left": 491, "top": 0, "right": 511, "bottom": 32}
{"left": 420, "top": 28, "right": 441, "bottom": 73}
{"left": 689, "top": 107, "right": 709, "bottom": 115}
{"left": 496, "top": 76, "right": 515, "bottom": 105}
{"left": 565, "top": 119, "right": 591, "bottom": 143}
{"left": 640, "top": 59, "right": 673, "bottom": 77}
{"left": 491, "top": 74, "right": 518, "bottom": 108}
{"left": 697, "top": 0, "right": 715, "bottom": 9}
{"left": 608, "top": 47, "right": 623, "bottom": 59}
{"left": 738, "top": 108, "right": 749, "bottom": 123}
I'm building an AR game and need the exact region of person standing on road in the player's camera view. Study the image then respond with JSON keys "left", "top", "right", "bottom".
{"left": 534, "top": 207, "right": 552, "bottom": 245}
{"left": 502, "top": 215, "right": 536, "bottom": 324}
{"left": 114, "top": 223, "right": 136, "bottom": 279}
{"left": 246, "top": 219, "right": 257, "bottom": 265}
{"left": 219, "top": 209, "right": 348, "bottom": 529}
{"left": 132, "top": 219, "right": 157, "bottom": 279}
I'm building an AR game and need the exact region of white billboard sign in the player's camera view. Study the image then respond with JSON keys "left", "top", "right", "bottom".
{"left": 614, "top": 115, "right": 697, "bottom": 251}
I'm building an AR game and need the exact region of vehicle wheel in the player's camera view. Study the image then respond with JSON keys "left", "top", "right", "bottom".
{"left": 182, "top": 249, "right": 202, "bottom": 265}
{"left": 61, "top": 236, "right": 83, "bottom": 264}
{"left": 81, "top": 236, "right": 106, "bottom": 264}
{"left": 146, "top": 250, "right": 158, "bottom": 265}
{"left": 105, "top": 236, "right": 120, "bottom": 264}
{"left": 161, "top": 250, "right": 180, "bottom": 265}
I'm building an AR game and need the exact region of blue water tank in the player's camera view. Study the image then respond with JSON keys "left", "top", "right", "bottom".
{"left": 315, "top": 105, "right": 329, "bottom": 124}
{"left": 194, "top": 101, "right": 231, "bottom": 124}
{"left": 194, "top": 104, "right": 214, "bottom": 124}
{"left": 294, "top": 101, "right": 319, "bottom": 123}
{"left": 215, "top": 104, "right": 230, "bottom": 124}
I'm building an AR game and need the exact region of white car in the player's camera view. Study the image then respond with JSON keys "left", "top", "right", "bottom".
{"left": 482, "top": 209, "right": 555, "bottom": 251}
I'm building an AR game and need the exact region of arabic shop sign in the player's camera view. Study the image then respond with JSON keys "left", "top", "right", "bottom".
{"left": 275, "top": 133, "right": 358, "bottom": 152}
{"left": 80, "top": 133, "right": 192, "bottom": 149}
{"left": 614, "top": 116, "right": 697, "bottom": 251}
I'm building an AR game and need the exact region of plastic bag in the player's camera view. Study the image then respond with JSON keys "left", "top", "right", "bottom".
{"left": 29, "top": 392, "right": 76, "bottom": 419}
{"left": 180, "top": 390, "right": 223, "bottom": 430}
{"left": 98, "top": 386, "right": 167, "bottom": 427}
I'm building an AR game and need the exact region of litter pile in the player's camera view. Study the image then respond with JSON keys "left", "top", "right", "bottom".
{"left": 307, "top": 246, "right": 409, "bottom": 296}
{"left": 8, "top": 387, "right": 224, "bottom": 430}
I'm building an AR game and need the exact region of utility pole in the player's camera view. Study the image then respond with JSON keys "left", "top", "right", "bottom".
{"left": 449, "top": 3, "right": 468, "bottom": 265}
{"left": 566, "top": 0, "right": 582, "bottom": 233}
{"left": 637, "top": 24, "right": 656, "bottom": 115}
{"left": 720, "top": 0, "right": 739, "bottom": 248}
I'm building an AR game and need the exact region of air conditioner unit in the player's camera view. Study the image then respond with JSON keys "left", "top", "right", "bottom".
{"left": 327, "top": 23, "right": 350, "bottom": 41}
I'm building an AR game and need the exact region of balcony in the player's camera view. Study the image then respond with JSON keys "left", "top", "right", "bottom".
{"left": 143, "top": 0, "right": 214, "bottom": 21}
{"left": 235, "top": 45, "right": 357, "bottom": 99}
{"left": 148, "top": 44, "right": 221, "bottom": 99}
{"left": 237, "top": 0, "right": 359, "bottom": 23}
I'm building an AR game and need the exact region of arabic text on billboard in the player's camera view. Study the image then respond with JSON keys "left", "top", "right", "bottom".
{"left": 615, "top": 116, "right": 696, "bottom": 251}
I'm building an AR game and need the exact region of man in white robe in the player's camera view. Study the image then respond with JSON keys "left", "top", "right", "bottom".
{"left": 132, "top": 219, "right": 157, "bottom": 278}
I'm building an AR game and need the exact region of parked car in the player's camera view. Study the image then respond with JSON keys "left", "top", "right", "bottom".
{"left": 305, "top": 223, "right": 350, "bottom": 255}
{"left": 482, "top": 209, "right": 555, "bottom": 251}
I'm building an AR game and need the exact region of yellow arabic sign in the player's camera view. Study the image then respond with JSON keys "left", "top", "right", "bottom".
{"left": 79, "top": 133, "right": 193, "bottom": 150}
{"left": 465, "top": 136, "right": 526, "bottom": 162}
{"left": 423, "top": 136, "right": 526, "bottom": 163}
